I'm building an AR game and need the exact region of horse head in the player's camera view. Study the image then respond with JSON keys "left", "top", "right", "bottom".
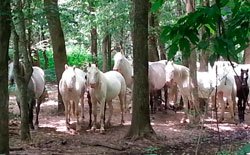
{"left": 165, "top": 61, "right": 175, "bottom": 85}
{"left": 87, "top": 64, "right": 100, "bottom": 88}
{"left": 63, "top": 64, "right": 76, "bottom": 92}
{"left": 240, "top": 69, "right": 248, "bottom": 86}
{"left": 113, "top": 52, "right": 123, "bottom": 72}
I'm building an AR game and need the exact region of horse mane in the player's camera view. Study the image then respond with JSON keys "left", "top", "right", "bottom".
{"left": 173, "top": 64, "right": 190, "bottom": 82}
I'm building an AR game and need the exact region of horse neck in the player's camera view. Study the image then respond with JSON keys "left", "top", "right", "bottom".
{"left": 120, "top": 58, "right": 133, "bottom": 82}
{"left": 173, "top": 64, "right": 190, "bottom": 85}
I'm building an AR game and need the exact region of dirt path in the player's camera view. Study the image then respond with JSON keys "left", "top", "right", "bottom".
{"left": 8, "top": 83, "right": 250, "bottom": 154}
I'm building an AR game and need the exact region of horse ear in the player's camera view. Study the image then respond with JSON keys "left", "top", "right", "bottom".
{"left": 73, "top": 65, "right": 76, "bottom": 70}
{"left": 88, "top": 62, "right": 91, "bottom": 68}
{"left": 65, "top": 64, "right": 68, "bottom": 69}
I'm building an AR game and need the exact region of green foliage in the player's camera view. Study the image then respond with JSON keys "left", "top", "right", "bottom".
{"left": 144, "top": 147, "right": 160, "bottom": 155}
{"left": 234, "top": 143, "right": 250, "bottom": 154}
{"left": 156, "top": 0, "right": 250, "bottom": 62}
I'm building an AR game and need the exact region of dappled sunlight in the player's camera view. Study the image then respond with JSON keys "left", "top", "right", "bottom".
{"left": 39, "top": 119, "right": 68, "bottom": 132}
{"left": 204, "top": 123, "right": 237, "bottom": 131}
{"left": 41, "top": 100, "right": 58, "bottom": 107}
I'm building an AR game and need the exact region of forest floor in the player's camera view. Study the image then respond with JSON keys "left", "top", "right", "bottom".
{"left": 8, "top": 83, "right": 250, "bottom": 155}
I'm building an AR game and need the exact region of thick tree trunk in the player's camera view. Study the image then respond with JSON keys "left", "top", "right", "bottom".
{"left": 0, "top": 0, "right": 11, "bottom": 153}
{"left": 102, "top": 35, "right": 108, "bottom": 72}
{"left": 13, "top": 0, "right": 33, "bottom": 141}
{"left": 186, "top": 0, "right": 200, "bottom": 123}
{"left": 148, "top": 5, "right": 159, "bottom": 62}
{"left": 126, "top": 0, "right": 155, "bottom": 139}
{"left": 44, "top": 0, "right": 68, "bottom": 112}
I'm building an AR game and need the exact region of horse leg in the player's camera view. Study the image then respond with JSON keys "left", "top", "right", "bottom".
{"left": 150, "top": 92, "right": 154, "bottom": 114}
{"left": 106, "top": 100, "right": 113, "bottom": 127}
{"left": 80, "top": 98, "right": 84, "bottom": 121}
{"left": 164, "top": 85, "right": 168, "bottom": 111}
{"left": 35, "top": 99, "right": 41, "bottom": 128}
{"left": 238, "top": 98, "right": 243, "bottom": 123}
{"left": 87, "top": 91, "right": 92, "bottom": 128}
{"left": 91, "top": 99, "right": 97, "bottom": 131}
{"left": 99, "top": 99, "right": 106, "bottom": 134}
{"left": 181, "top": 97, "right": 189, "bottom": 123}
{"left": 29, "top": 99, "right": 35, "bottom": 130}
{"left": 218, "top": 95, "right": 225, "bottom": 122}
{"left": 74, "top": 99, "right": 81, "bottom": 132}
{"left": 119, "top": 93, "right": 125, "bottom": 124}
{"left": 64, "top": 100, "right": 70, "bottom": 130}
{"left": 227, "top": 97, "right": 235, "bottom": 123}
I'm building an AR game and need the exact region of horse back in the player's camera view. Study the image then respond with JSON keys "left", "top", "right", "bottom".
{"left": 104, "top": 71, "right": 126, "bottom": 100}
{"left": 30, "top": 67, "right": 45, "bottom": 99}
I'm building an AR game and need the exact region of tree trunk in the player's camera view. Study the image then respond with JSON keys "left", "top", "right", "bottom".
{"left": 40, "top": 26, "right": 48, "bottom": 69}
{"left": 107, "top": 34, "right": 112, "bottom": 71}
{"left": 186, "top": 0, "right": 200, "bottom": 123}
{"left": 27, "top": 0, "right": 34, "bottom": 65}
{"left": 126, "top": 0, "right": 155, "bottom": 139}
{"left": 44, "top": 0, "right": 68, "bottom": 112}
{"left": 102, "top": 35, "right": 108, "bottom": 72}
{"left": 91, "top": 28, "right": 98, "bottom": 63}
{"left": 177, "top": 0, "right": 188, "bottom": 67}
{"left": 199, "top": 0, "right": 209, "bottom": 72}
{"left": 148, "top": 4, "right": 159, "bottom": 62}
{"left": 0, "top": 0, "right": 11, "bottom": 153}
{"left": 244, "top": 41, "right": 250, "bottom": 64}
{"left": 13, "top": 0, "right": 33, "bottom": 141}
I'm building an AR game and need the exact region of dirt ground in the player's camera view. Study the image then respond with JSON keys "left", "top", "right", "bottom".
{"left": 8, "top": 83, "right": 250, "bottom": 155}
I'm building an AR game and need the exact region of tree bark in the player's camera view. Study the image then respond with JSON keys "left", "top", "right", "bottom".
{"left": 148, "top": 4, "right": 159, "bottom": 62}
{"left": 126, "top": 0, "right": 155, "bottom": 139}
{"left": 89, "top": 2, "right": 98, "bottom": 63}
{"left": 107, "top": 34, "right": 112, "bottom": 71}
{"left": 44, "top": 0, "right": 68, "bottom": 112}
{"left": 0, "top": 0, "right": 11, "bottom": 153}
{"left": 102, "top": 35, "right": 108, "bottom": 72}
{"left": 199, "top": 0, "right": 209, "bottom": 72}
{"left": 91, "top": 28, "right": 98, "bottom": 63}
{"left": 186, "top": 0, "right": 200, "bottom": 123}
{"left": 177, "top": 0, "right": 188, "bottom": 67}
{"left": 243, "top": 41, "right": 250, "bottom": 64}
{"left": 13, "top": 0, "right": 33, "bottom": 141}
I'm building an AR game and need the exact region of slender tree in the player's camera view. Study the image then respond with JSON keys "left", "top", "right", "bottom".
{"left": 199, "top": 0, "right": 210, "bottom": 71}
{"left": 89, "top": 2, "right": 98, "bottom": 63}
{"left": 12, "top": 0, "right": 33, "bottom": 140}
{"left": 244, "top": 41, "right": 250, "bottom": 64}
{"left": 0, "top": 0, "right": 11, "bottom": 153}
{"left": 186, "top": 0, "right": 200, "bottom": 123}
{"left": 126, "top": 0, "right": 155, "bottom": 139}
{"left": 44, "top": 0, "right": 68, "bottom": 112}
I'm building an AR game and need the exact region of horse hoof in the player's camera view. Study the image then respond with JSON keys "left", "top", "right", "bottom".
{"left": 100, "top": 129, "right": 105, "bottom": 134}
{"left": 180, "top": 118, "right": 187, "bottom": 124}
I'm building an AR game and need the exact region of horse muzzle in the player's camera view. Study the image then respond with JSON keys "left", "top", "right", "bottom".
{"left": 68, "top": 88, "right": 73, "bottom": 92}
{"left": 90, "top": 83, "right": 96, "bottom": 88}
{"left": 113, "top": 68, "right": 120, "bottom": 72}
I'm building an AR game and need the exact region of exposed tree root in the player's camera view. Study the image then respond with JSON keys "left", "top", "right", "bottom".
{"left": 81, "top": 141, "right": 129, "bottom": 151}
{"left": 10, "top": 147, "right": 24, "bottom": 151}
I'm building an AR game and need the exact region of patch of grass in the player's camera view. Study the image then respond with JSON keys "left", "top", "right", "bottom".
{"left": 144, "top": 147, "right": 160, "bottom": 155}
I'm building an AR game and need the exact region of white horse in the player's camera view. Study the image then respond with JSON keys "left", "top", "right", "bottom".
{"left": 59, "top": 64, "right": 86, "bottom": 131}
{"left": 165, "top": 61, "right": 236, "bottom": 123}
{"left": 87, "top": 64, "right": 126, "bottom": 133}
{"left": 9, "top": 62, "right": 46, "bottom": 129}
{"left": 209, "top": 61, "right": 237, "bottom": 123}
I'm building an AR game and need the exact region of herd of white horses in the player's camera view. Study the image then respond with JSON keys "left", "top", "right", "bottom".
{"left": 8, "top": 52, "right": 250, "bottom": 133}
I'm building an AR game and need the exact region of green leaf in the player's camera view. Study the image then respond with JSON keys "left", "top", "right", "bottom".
{"left": 205, "top": 24, "right": 215, "bottom": 35}
{"left": 179, "top": 37, "right": 190, "bottom": 53}
{"left": 197, "top": 40, "right": 209, "bottom": 50}
{"left": 150, "top": 0, "right": 164, "bottom": 12}
{"left": 168, "top": 44, "right": 178, "bottom": 60}
{"left": 220, "top": 0, "right": 229, "bottom": 7}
